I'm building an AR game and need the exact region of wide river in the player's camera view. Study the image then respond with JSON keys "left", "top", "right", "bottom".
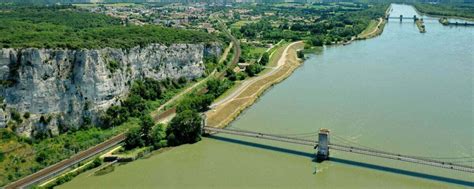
{"left": 61, "top": 4, "right": 473, "bottom": 189}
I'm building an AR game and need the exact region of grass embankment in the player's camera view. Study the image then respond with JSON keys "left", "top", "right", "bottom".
{"left": 206, "top": 42, "right": 304, "bottom": 128}
{"left": 357, "top": 18, "right": 385, "bottom": 40}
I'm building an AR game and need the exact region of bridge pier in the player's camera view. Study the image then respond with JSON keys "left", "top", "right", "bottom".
{"left": 315, "top": 128, "right": 330, "bottom": 162}
{"left": 413, "top": 15, "right": 417, "bottom": 22}
{"left": 399, "top": 15, "right": 402, "bottom": 22}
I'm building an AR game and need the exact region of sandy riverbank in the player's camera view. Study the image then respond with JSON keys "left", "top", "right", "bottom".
{"left": 205, "top": 41, "right": 304, "bottom": 128}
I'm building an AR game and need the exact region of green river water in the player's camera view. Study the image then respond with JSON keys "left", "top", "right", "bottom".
{"left": 60, "top": 4, "right": 473, "bottom": 189}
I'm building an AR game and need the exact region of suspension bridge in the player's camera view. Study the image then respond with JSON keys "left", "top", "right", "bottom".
{"left": 202, "top": 126, "right": 474, "bottom": 173}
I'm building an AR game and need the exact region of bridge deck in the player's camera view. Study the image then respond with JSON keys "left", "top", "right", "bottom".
{"left": 203, "top": 126, "right": 474, "bottom": 173}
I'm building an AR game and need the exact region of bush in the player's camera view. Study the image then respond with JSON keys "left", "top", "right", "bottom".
{"left": 245, "top": 63, "right": 263, "bottom": 77}
{"left": 10, "top": 110, "right": 22, "bottom": 123}
{"left": 106, "top": 60, "right": 120, "bottom": 73}
{"left": 206, "top": 78, "right": 234, "bottom": 98}
{"left": 297, "top": 50, "right": 304, "bottom": 59}
{"left": 124, "top": 127, "right": 144, "bottom": 150}
{"left": 310, "top": 36, "right": 324, "bottom": 46}
{"left": 225, "top": 68, "right": 237, "bottom": 81}
{"left": 166, "top": 110, "right": 202, "bottom": 146}
{"left": 260, "top": 52, "right": 270, "bottom": 65}
{"left": 130, "top": 78, "right": 163, "bottom": 100}
{"left": 176, "top": 94, "right": 213, "bottom": 113}
{"left": 23, "top": 112, "right": 30, "bottom": 119}
{"left": 151, "top": 124, "right": 166, "bottom": 149}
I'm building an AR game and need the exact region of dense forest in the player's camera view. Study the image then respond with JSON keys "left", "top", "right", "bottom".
{"left": 0, "top": 6, "right": 217, "bottom": 49}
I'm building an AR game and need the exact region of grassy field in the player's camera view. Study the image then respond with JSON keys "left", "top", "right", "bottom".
{"left": 230, "top": 20, "right": 256, "bottom": 29}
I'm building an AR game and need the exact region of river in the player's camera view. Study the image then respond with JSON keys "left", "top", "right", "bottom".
{"left": 60, "top": 4, "right": 473, "bottom": 189}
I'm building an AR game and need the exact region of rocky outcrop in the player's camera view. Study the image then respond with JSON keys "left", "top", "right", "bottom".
{"left": 0, "top": 43, "right": 221, "bottom": 137}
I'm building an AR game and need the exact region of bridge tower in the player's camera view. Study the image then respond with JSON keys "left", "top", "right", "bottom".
{"left": 316, "top": 128, "right": 330, "bottom": 162}
{"left": 413, "top": 15, "right": 417, "bottom": 21}
{"left": 400, "top": 15, "right": 403, "bottom": 22}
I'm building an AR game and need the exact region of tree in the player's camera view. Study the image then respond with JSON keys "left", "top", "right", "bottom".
{"left": 310, "top": 36, "right": 324, "bottom": 46}
{"left": 245, "top": 63, "right": 263, "bottom": 77}
{"left": 151, "top": 124, "right": 167, "bottom": 149}
{"left": 140, "top": 115, "right": 154, "bottom": 145}
{"left": 124, "top": 127, "right": 144, "bottom": 150}
{"left": 260, "top": 52, "right": 270, "bottom": 65}
{"left": 166, "top": 110, "right": 202, "bottom": 146}
{"left": 297, "top": 50, "right": 304, "bottom": 59}
{"left": 176, "top": 94, "right": 213, "bottom": 113}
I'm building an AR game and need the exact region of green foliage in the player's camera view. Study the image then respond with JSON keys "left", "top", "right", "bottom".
{"left": 245, "top": 63, "right": 263, "bottom": 77}
{"left": 124, "top": 127, "right": 144, "bottom": 150}
{"left": 260, "top": 52, "right": 270, "bottom": 65}
{"left": 414, "top": 3, "right": 474, "bottom": 19}
{"left": 23, "top": 112, "right": 30, "bottom": 119}
{"left": 225, "top": 68, "right": 237, "bottom": 81}
{"left": 124, "top": 115, "right": 167, "bottom": 150}
{"left": 0, "top": 6, "right": 217, "bottom": 49}
{"left": 10, "top": 109, "right": 22, "bottom": 123}
{"left": 130, "top": 78, "right": 163, "bottom": 101}
{"left": 151, "top": 124, "right": 166, "bottom": 149}
{"left": 204, "top": 54, "right": 218, "bottom": 74}
{"left": 297, "top": 50, "right": 305, "bottom": 59}
{"left": 206, "top": 78, "right": 234, "bottom": 98}
{"left": 100, "top": 105, "right": 129, "bottom": 129}
{"left": 106, "top": 60, "right": 120, "bottom": 73}
{"left": 100, "top": 78, "right": 187, "bottom": 129}
{"left": 166, "top": 110, "right": 202, "bottom": 146}
{"left": 176, "top": 94, "right": 213, "bottom": 113}
{"left": 309, "top": 36, "right": 324, "bottom": 46}
{"left": 240, "top": 20, "right": 272, "bottom": 39}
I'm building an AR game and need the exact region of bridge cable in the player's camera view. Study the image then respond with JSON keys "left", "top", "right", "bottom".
{"left": 331, "top": 134, "right": 473, "bottom": 161}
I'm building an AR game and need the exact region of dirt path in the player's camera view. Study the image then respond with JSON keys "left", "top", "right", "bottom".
{"left": 366, "top": 18, "right": 384, "bottom": 37}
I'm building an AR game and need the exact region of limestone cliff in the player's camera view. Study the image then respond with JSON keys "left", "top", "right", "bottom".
{"left": 0, "top": 43, "right": 221, "bottom": 137}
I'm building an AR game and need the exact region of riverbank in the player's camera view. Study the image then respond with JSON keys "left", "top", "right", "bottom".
{"left": 412, "top": 3, "right": 474, "bottom": 22}
{"left": 357, "top": 18, "right": 386, "bottom": 40}
{"left": 205, "top": 41, "right": 304, "bottom": 128}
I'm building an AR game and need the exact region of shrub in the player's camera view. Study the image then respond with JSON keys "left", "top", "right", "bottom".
{"left": 176, "top": 94, "right": 213, "bottom": 113}
{"left": 124, "top": 127, "right": 144, "bottom": 150}
{"left": 10, "top": 110, "right": 22, "bottom": 123}
{"left": 245, "top": 63, "right": 263, "bottom": 77}
{"left": 106, "top": 60, "right": 120, "bottom": 73}
{"left": 23, "top": 112, "right": 30, "bottom": 119}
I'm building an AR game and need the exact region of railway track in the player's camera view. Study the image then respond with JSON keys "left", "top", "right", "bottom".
{"left": 5, "top": 134, "right": 125, "bottom": 189}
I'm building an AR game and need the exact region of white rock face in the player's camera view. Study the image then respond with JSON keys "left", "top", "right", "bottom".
{"left": 0, "top": 43, "right": 221, "bottom": 137}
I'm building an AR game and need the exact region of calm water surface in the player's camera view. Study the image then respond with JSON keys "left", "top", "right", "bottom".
{"left": 61, "top": 4, "right": 473, "bottom": 189}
